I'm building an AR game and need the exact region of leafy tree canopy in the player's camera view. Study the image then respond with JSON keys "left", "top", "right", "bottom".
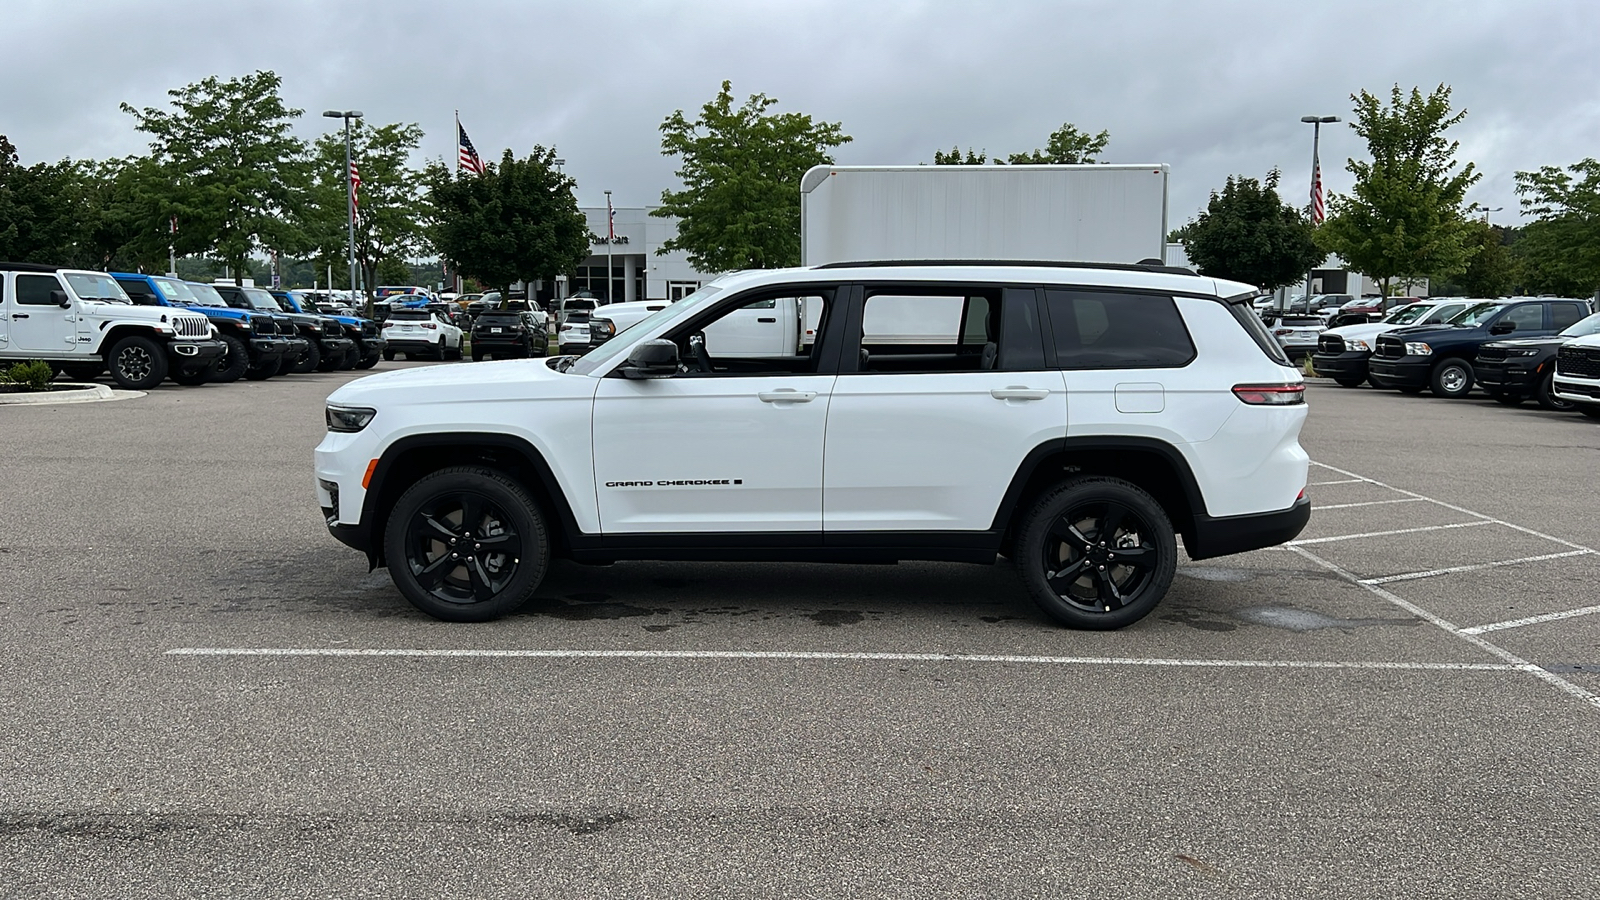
{"left": 1180, "top": 169, "right": 1325, "bottom": 290}
{"left": 425, "top": 146, "right": 590, "bottom": 295}
{"left": 931, "top": 122, "right": 1109, "bottom": 166}
{"left": 1513, "top": 158, "right": 1600, "bottom": 296}
{"left": 120, "top": 71, "right": 311, "bottom": 278}
{"left": 1316, "top": 84, "right": 1481, "bottom": 294}
{"left": 933, "top": 147, "right": 989, "bottom": 165}
{"left": 0, "top": 135, "right": 94, "bottom": 266}
{"left": 654, "top": 80, "right": 851, "bottom": 271}
{"left": 308, "top": 121, "right": 432, "bottom": 296}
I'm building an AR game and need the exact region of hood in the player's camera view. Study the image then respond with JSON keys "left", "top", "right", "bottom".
{"left": 177, "top": 302, "right": 252, "bottom": 321}
{"left": 328, "top": 357, "right": 582, "bottom": 406}
{"left": 1323, "top": 321, "right": 1399, "bottom": 341}
{"left": 1483, "top": 336, "right": 1564, "bottom": 349}
{"left": 1384, "top": 323, "right": 1475, "bottom": 340}
{"left": 80, "top": 302, "right": 208, "bottom": 328}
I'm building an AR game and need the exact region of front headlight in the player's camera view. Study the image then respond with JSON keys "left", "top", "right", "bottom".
{"left": 1347, "top": 339, "right": 1371, "bottom": 351}
{"left": 326, "top": 405, "right": 377, "bottom": 433}
{"left": 1509, "top": 348, "right": 1540, "bottom": 357}
{"left": 1405, "top": 342, "right": 1432, "bottom": 356}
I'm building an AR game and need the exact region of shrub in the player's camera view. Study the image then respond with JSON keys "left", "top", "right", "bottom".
{"left": 0, "top": 360, "right": 58, "bottom": 391}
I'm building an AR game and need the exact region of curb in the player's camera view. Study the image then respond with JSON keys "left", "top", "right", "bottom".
{"left": 0, "top": 383, "right": 137, "bottom": 406}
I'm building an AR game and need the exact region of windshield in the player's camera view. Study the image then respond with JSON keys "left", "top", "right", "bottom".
{"left": 1385, "top": 304, "right": 1430, "bottom": 325}
{"left": 1447, "top": 302, "right": 1503, "bottom": 326}
{"left": 571, "top": 283, "right": 727, "bottom": 375}
{"left": 64, "top": 272, "right": 131, "bottom": 303}
{"left": 1559, "top": 312, "right": 1600, "bottom": 338}
{"left": 237, "top": 287, "right": 281, "bottom": 311}
{"left": 184, "top": 282, "right": 230, "bottom": 307}
{"left": 152, "top": 277, "right": 196, "bottom": 302}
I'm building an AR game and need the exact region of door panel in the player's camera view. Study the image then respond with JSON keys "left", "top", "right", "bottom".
{"left": 592, "top": 374, "right": 836, "bottom": 533}
{"left": 10, "top": 273, "right": 74, "bottom": 353}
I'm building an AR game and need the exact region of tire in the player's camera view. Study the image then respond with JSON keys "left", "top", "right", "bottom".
{"left": 172, "top": 367, "right": 212, "bottom": 386}
{"left": 382, "top": 466, "right": 550, "bottom": 622}
{"left": 445, "top": 340, "right": 463, "bottom": 361}
{"left": 61, "top": 362, "right": 104, "bottom": 382}
{"left": 1535, "top": 371, "right": 1577, "bottom": 412}
{"left": 339, "top": 346, "right": 360, "bottom": 370}
{"left": 356, "top": 350, "right": 380, "bottom": 370}
{"left": 435, "top": 337, "right": 447, "bottom": 360}
{"left": 1333, "top": 375, "right": 1365, "bottom": 388}
{"left": 1429, "top": 357, "right": 1474, "bottom": 398}
{"left": 471, "top": 349, "right": 485, "bottom": 362}
{"left": 106, "top": 335, "right": 169, "bottom": 390}
{"left": 291, "top": 339, "right": 321, "bottom": 374}
{"left": 382, "top": 348, "right": 395, "bottom": 362}
{"left": 1014, "top": 476, "right": 1177, "bottom": 630}
{"left": 1578, "top": 405, "right": 1600, "bottom": 420}
{"left": 1397, "top": 384, "right": 1425, "bottom": 394}
{"left": 243, "top": 358, "right": 277, "bottom": 381}
{"left": 211, "top": 335, "right": 249, "bottom": 384}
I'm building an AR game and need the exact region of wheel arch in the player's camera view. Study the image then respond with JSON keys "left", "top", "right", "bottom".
{"left": 360, "top": 432, "right": 585, "bottom": 568}
{"left": 99, "top": 324, "right": 170, "bottom": 356}
{"left": 993, "top": 437, "right": 1206, "bottom": 555}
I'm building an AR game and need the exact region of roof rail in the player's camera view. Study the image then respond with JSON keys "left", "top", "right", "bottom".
{"left": 0, "top": 261, "right": 69, "bottom": 273}
{"left": 811, "top": 259, "right": 1200, "bottom": 277}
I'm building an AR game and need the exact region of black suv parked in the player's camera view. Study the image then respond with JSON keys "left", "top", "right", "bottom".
{"left": 469, "top": 310, "right": 547, "bottom": 360}
{"left": 1475, "top": 311, "right": 1600, "bottom": 410}
{"left": 1368, "top": 299, "right": 1592, "bottom": 398}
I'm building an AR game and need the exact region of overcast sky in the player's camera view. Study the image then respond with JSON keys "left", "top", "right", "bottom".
{"left": 6, "top": 0, "right": 1596, "bottom": 233}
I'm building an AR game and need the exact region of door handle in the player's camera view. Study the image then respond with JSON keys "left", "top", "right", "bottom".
{"left": 758, "top": 389, "right": 817, "bottom": 403}
{"left": 990, "top": 387, "right": 1049, "bottom": 401}
{"left": 11, "top": 314, "right": 28, "bottom": 320}
{"left": 757, "top": 317, "right": 777, "bottom": 323}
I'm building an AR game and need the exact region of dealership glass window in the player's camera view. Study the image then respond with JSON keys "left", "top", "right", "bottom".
{"left": 668, "top": 282, "right": 701, "bottom": 301}
{"left": 1043, "top": 290, "right": 1195, "bottom": 369}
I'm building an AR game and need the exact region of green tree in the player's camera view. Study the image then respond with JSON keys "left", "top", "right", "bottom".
{"left": 1443, "top": 220, "right": 1517, "bottom": 297}
{"left": 1513, "top": 159, "right": 1600, "bottom": 296}
{"left": 0, "top": 135, "right": 92, "bottom": 265}
{"left": 654, "top": 80, "right": 852, "bottom": 271}
{"left": 933, "top": 147, "right": 989, "bottom": 165}
{"left": 1315, "top": 84, "right": 1482, "bottom": 296}
{"left": 307, "top": 121, "right": 432, "bottom": 295}
{"left": 1005, "top": 122, "right": 1109, "bottom": 165}
{"left": 425, "top": 146, "right": 590, "bottom": 295}
{"left": 1180, "top": 169, "right": 1325, "bottom": 290}
{"left": 120, "top": 71, "right": 311, "bottom": 279}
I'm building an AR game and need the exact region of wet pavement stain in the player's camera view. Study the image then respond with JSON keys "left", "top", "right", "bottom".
{"left": 1176, "top": 567, "right": 1256, "bottom": 583}
{"left": 809, "top": 609, "right": 864, "bottom": 627}
{"left": 523, "top": 597, "right": 669, "bottom": 621}
{"left": 1160, "top": 607, "right": 1238, "bottom": 632}
{"left": 979, "top": 615, "right": 1021, "bottom": 624}
{"left": 1234, "top": 605, "right": 1419, "bottom": 631}
{"left": 642, "top": 624, "right": 678, "bottom": 633}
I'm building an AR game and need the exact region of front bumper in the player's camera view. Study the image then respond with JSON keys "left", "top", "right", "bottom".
{"left": 248, "top": 337, "right": 288, "bottom": 361}
{"left": 166, "top": 339, "right": 225, "bottom": 371}
{"left": 1185, "top": 497, "right": 1312, "bottom": 560}
{"left": 1310, "top": 350, "right": 1371, "bottom": 381}
{"left": 318, "top": 336, "right": 356, "bottom": 355}
{"left": 280, "top": 337, "right": 310, "bottom": 361}
{"left": 1552, "top": 377, "right": 1600, "bottom": 404}
{"left": 1367, "top": 356, "right": 1432, "bottom": 388}
{"left": 1474, "top": 359, "right": 1544, "bottom": 396}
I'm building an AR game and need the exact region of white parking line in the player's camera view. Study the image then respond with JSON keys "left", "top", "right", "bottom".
{"left": 1289, "top": 520, "right": 1491, "bottom": 546}
{"left": 163, "top": 647, "right": 1520, "bottom": 671}
{"left": 1307, "top": 478, "right": 1369, "bottom": 486}
{"left": 1316, "top": 498, "right": 1426, "bottom": 510}
{"left": 1360, "top": 550, "right": 1594, "bottom": 586}
{"left": 1460, "top": 604, "right": 1600, "bottom": 636}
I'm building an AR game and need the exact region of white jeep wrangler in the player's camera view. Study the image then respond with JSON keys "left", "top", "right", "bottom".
{"left": 1, "top": 263, "right": 219, "bottom": 388}
{"left": 316, "top": 262, "right": 1311, "bottom": 628}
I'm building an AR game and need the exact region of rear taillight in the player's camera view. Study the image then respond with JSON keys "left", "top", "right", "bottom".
{"left": 422, "top": 322, "right": 437, "bottom": 330}
{"left": 382, "top": 321, "right": 393, "bottom": 328}
{"left": 1273, "top": 328, "right": 1292, "bottom": 336}
{"left": 1233, "top": 384, "right": 1306, "bottom": 405}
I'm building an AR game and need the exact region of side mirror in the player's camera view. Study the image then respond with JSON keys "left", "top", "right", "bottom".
{"left": 1489, "top": 321, "right": 1515, "bottom": 335}
{"left": 619, "top": 339, "right": 679, "bottom": 379}
{"left": 52, "top": 290, "right": 71, "bottom": 308}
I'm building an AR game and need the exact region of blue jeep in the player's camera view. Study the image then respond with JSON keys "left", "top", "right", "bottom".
{"left": 111, "top": 273, "right": 288, "bottom": 383}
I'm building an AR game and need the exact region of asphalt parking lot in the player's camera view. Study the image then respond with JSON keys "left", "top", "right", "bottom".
{"left": 3, "top": 368, "right": 1598, "bottom": 898}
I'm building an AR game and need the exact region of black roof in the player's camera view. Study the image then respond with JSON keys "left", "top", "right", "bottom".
{"left": 811, "top": 259, "right": 1200, "bottom": 277}
{"left": 0, "top": 261, "right": 70, "bottom": 272}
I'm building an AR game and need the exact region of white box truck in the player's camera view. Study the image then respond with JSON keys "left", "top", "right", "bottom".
{"left": 800, "top": 163, "right": 1171, "bottom": 267}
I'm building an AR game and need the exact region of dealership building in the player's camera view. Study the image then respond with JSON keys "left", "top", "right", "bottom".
{"left": 524, "top": 206, "right": 714, "bottom": 305}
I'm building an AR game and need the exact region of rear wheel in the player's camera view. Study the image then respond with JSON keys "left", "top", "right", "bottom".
{"left": 1015, "top": 477, "right": 1177, "bottom": 630}
{"left": 382, "top": 348, "right": 395, "bottom": 362}
{"left": 1535, "top": 371, "right": 1577, "bottom": 412}
{"left": 445, "top": 339, "right": 463, "bottom": 361}
{"left": 382, "top": 466, "right": 550, "bottom": 622}
{"left": 435, "top": 337, "right": 448, "bottom": 360}
{"left": 471, "top": 348, "right": 485, "bottom": 362}
{"left": 1430, "top": 357, "right": 1474, "bottom": 398}
{"left": 106, "top": 335, "right": 169, "bottom": 390}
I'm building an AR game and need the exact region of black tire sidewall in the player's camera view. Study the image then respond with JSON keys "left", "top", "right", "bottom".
{"left": 1430, "top": 358, "right": 1473, "bottom": 398}
{"left": 211, "top": 334, "right": 249, "bottom": 383}
{"left": 1536, "top": 372, "right": 1575, "bottom": 411}
{"left": 1015, "top": 477, "right": 1178, "bottom": 630}
{"left": 107, "top": 335, "right": 169, "bottom": 390}
{"left": 293, "top": 340, "right": 321, "bottom": 374}
{"left": 382, "top": 467, "right": 550, "bottom": 622}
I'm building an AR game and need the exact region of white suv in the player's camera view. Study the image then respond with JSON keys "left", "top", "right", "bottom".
{"left": 316, "top": 262, "right": 1310, "bottom": 628}
{"left": 1552, "top": 332, "right": 1600, "bottom": 418}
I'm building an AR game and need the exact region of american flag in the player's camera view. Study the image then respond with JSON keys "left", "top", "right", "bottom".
{"left": 350, "top": 160, "right": 361, "bottom": 218}
{"left": 458, "top": 119, "right": 485, "bottom": 175}
{"left": 607, "top": 194, "right": 616, "bottom": 241}
{"left": 1311, "top": 158, "right": 1325, "bottom": 225}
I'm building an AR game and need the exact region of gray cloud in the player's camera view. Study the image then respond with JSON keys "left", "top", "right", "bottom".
{"left": 4, "top": 0, "right": 1595, "bottom": 235}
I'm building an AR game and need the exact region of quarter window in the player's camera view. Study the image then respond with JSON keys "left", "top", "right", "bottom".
{"left": 1043, "top": 290, "right": 1195, "bottom": 369}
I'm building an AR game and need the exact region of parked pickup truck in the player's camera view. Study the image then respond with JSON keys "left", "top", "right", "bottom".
{"left": 1311, "top": 299, "right": 1473, "bottom": 388}
{"left": 1368, "top": 298, "right": 1590, "bottom": 398}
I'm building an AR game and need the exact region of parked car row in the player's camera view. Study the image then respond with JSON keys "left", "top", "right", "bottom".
{"left": 0, "top": 261, "right": 389, "bottom": 389}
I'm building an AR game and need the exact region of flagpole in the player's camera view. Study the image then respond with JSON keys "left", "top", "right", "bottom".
{"left": 605, "top": 190, "right": 614, "bottom": 304}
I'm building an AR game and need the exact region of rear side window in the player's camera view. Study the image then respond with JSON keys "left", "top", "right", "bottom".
{"left": 1552, "top": 303, "right": 1585, "bottom": 330}
{"left": 1043, "top": 290, "right": 1196, "bottom": 369}
{"left": 1503, "top": 304, "right": 1544, "bottom": 332}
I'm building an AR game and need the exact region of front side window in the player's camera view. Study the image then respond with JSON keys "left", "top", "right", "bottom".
{"left": 1044, "top": 290, "right": 1196, "bottom": 369}
{"left": 14, "top": 273, "right": 64, "bottom": 305}
{"left": 663, "top": 291, "right": 833, "bottom": 376}
{"left": 1503, "top": 304, "right": 1544, "bottom": 332}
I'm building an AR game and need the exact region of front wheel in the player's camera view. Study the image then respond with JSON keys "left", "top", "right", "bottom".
{"left": 106, "top": 335, "right": 169, "bottom": 390}
{"left": 211, "top": 334, "right": 249, "bottom": 383}
{"left": 355, "top": 350, "right": 380, "bottom": 370}
{"left": 171, "top": 367, "right": 212, "bottom": 386}
{"left": 1014, "top": 476, "right": 1177, "bottom": 630}
{"left": 292, "top": 339, "right": 322, "bottom": 374}
{"left": 382, "top": 466, "right": 550, "bottom": 622}
{"left": 1535, "top": 371, "right": 1577, "bottom": 412}
{"left": 1430, "top": 357, "right": 1474, "bottom": 398}
{"left": 1333, "top": 374, "right": 1365, "bottom": 388}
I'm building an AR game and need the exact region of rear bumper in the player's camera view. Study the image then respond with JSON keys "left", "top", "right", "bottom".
{"left": 1367, "top": 356, "right": 1431, "bottom": 388}
{"left": 1310, "top": 350, "right": 1370, "bottom": 380}
{"left": 1184, "top": 497, "right": 1311, "bottom": 560}
{"left": 386, "top": 338, "right": 444, "bottom": 352}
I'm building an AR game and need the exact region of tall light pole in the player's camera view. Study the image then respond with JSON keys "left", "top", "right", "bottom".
{"left": 323, "top": 109, "right": 363, "bottom": 308}
{"left": 1301, "top": 115, "right": 1339, "bottom": 309}
{"left": 1468, "top": 203, "right": 1504, "bottom": 225}
{"left": 604, "top": 189, "right": 614, "bottom": 304}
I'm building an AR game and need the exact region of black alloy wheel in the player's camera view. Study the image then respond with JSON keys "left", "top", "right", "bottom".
{"left": 383, "top": 467, "right": 549, "bottom": 622}
{"left": 107, "top": 335, "right": 168, "bottom": 390}
{"left": 1536, "top": 371, "right": 1576, "bottom": 412}
{"left": 1016, "top": 476, "right": 1176, "bottom": 629}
